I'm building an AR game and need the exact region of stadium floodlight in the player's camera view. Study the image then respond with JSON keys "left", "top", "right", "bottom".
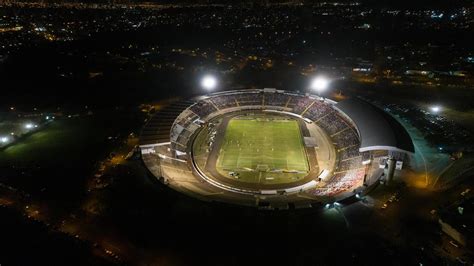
{"left": 310, "top": 76, "right": 330, "bottom": 93}
{"left": 1, "top": 137, "right": 9, "bottom": 143}
{"left": 25, "top": 123, "right": 34, "bottom": 129}
{"left": 430, "top": 105, "right": 441, "bottom": 113}
{"left": 201, "top": 75, "right": 218, "bottom": 90}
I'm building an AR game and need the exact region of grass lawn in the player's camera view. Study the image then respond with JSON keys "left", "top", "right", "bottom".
{"left": 0, "top": 110, "right": 144, "bottom": 208}
{"left": 1, "top": 118, "right": 104, "bottom": 166}
{"left": 216, "top": 117, "right": 309, "bottom": 184}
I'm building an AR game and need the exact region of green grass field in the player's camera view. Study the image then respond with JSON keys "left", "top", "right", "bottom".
{"left": 216, "top": 117, "right": 309, "bottom": 184}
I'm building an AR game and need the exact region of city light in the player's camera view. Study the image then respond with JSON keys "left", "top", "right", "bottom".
{"left": 310, "top": 76, "right": 330, "bottom": 93}
{"left": 201, "top": 75, "right": 218, "bottom": 90}
{"left": 430, "top": 105, "right": 441, "bottom": 113}
{"left": 25, "top": 123, "right": 35, "bottom": 129}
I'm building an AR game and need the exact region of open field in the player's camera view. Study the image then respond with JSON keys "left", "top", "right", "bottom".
{"left": 216, "top": 117, "right": 309, "bottom": 184}
{"left": 0, "top": 110, "right": 144, "bottom": 209}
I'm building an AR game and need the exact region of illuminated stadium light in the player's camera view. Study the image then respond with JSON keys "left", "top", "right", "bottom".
{"left": 430, "top": 105, "right": 441, "bottom": 113}
{"left": 1, "top": 136, "right": 9, "bottom": 143}
{"left": 201, "top": 75, "right": 218, "bottom": 90}
{"left": 310, "top": 76, "right": 330, "bottom": 93}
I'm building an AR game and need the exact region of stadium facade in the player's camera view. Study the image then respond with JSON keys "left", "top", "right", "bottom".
{"left": 140, "top": 89, "right": 414, "bottom": 209}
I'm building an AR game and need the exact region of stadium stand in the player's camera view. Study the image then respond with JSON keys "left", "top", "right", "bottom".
{"left": 332, "top": 129, "right": 359, "bottom": 149}
{"left": 316, "top": 112, "right": 349, "bottom": 135}
{"left": 236, "top": 91, "right": 263, "bottom": 106}
{"left": 210, "top": 94, "right": 238, "bottom": 109}
{"left": 292, "top": 96, "right": 314, "bottom": 114}
{"left": 339, "top": 146, "right": 361, "bottom": 161}
{"left": 189, "top": 100, "right": 218, "bottom": 118}
{"left": 159, "top": 89, "right": 367, "bottom": 197}
{"left": 303, "top": 100, "right": 333, "bottom": 121}
{"left": 140, "top": 100, "right": 194, "bottom": 146}
{"left": 264, "top": 91, "right": 290, "bottom": 107}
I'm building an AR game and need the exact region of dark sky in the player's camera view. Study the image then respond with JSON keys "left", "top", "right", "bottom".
{"left": 8, "top": 0, "right": 472, "bottom": 8}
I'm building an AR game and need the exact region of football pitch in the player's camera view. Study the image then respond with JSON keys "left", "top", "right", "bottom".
{"left": 216, "top": 117, "right": 309, "bottom": 184}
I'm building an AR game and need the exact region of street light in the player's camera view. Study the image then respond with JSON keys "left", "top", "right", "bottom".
{"left": 1, "top": 137, "right": 9, "bottom": 143}
{"left": 310, "top": 76, "right": 330, "bottom": 94}
{"left": 201, "top": 75, "right": 218, "bottom": 91}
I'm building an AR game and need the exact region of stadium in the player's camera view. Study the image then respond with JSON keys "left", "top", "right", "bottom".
{"left": 140, "top": 88, "right": 414, "bottom": 209}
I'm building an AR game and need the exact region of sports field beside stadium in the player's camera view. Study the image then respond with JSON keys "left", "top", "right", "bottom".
{"left": 216, "top": 116, "right": 309, "bottom": 184}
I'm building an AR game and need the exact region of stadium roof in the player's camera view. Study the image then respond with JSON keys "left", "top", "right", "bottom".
{"left": 335, "top": 98, "right": 415, "bottom": 154}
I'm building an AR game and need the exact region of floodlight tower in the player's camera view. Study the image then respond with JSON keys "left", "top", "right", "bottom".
{"left": 310, "top": 76, "right": 330, "bottom": 98}
{"left": 201, "top": 75, "right": 218, "bottom": 91}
